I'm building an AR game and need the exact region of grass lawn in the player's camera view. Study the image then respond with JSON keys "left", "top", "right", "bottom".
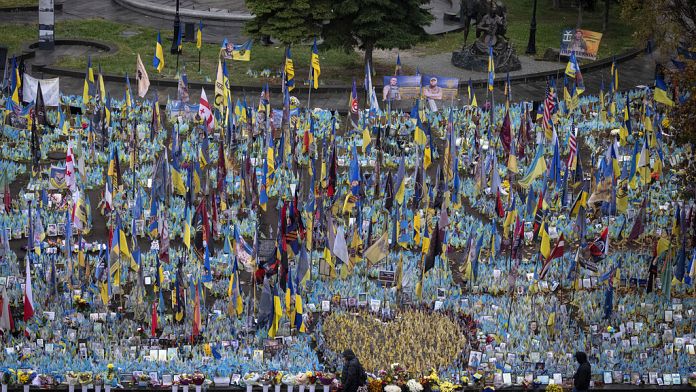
{"left": 0, "top": 0, "right": 37, "bottom": 8}
{"left": 415, "top": 0, "right": 636, "bottom": 60}
{"left": 0, "top": 19, "right": 378, "bottom": 85}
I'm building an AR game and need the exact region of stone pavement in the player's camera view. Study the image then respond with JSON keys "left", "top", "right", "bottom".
{"left": 35, "top": 50, "right": 656, "bottom": 113}
{"left": 0, "top": 0, "right": 244, "bottom": 44}
{"left": 109, "top": 0, "right": 464, "bottom": 34}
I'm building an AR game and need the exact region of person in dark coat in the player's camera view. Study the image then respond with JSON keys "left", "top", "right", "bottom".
{"left": 573, "top": 351, "right": 591, "bottom": 392}
{"left": 340, "top": 349, "right": 365, "bottom": 392}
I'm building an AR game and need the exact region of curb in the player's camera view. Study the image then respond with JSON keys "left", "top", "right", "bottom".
{"left": 113, "top": 0, "right": 252, "bottom": 23}
{"left": 0, "top": 1, "right": 62, "bottom": 12}
{"left": 27, "top": 38, "right": 643, "bottom": 94}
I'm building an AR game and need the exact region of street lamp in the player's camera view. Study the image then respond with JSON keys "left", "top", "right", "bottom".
{"left": 525, "top": 0, "right": 538, "bottom": 55}
{"left": 170, "top": 0, "right": 181, "bottom": 55}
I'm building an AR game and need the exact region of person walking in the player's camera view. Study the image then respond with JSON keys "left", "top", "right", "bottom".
{"left": 573, "top": 351, "right": 591, "bottom": 392}
{"left": 340, "top": 349, "right": 367, "bottom": 392}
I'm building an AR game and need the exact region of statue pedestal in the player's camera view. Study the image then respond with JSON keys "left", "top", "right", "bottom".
{"left": 451, "top": 43, "right": 522, "bottom": 72}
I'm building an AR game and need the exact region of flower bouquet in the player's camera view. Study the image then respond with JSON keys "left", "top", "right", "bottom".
{"left": 1, "top": 369, "right": 15, "bottom": 390}
{"left": 191, "top": 371, "right": 206, "bottom": 392}
{"left": 92, "top": 374, "right": 103, "bottom": 392}
{"left": 136, "top": 373, "right": 150, "bottom": 388}
{"left": 544, "top": 385, "right": 563, "bottom": 392}
{"left": 259, "top": 371, "right": 279, "bottom": 392}
{"left": 367, "top": 378, "right": 383, "bottom": 392}
{"left": 317, "top": 372, "right": 335, "bottom": 392}
{"left": 17, "top": 370, "right": 35, "bottom": 392}
{"left": 271, "top": 372, "right": 284, "bottom": 392}
{"left": 295, "top": 372, "right": 309, "bottom": 392}
{"left": 384, "top": 385, "right": 401, "bottom": 392}
{"left": 178, "top": 374, "right": 192, "bottom": 392}
{"left": 406, "top": 379, "right": 423, "bottom": 392}
{"left": 282, "top": 374, "right": 297, "bottom": 392}
{"left": 243, "top": 372, "right": 260, "bottom": 392}
{"left": 35, "top": 373, "right": 54, "bottom": 388}
{"left": 65, "top": 371, "right": 79, "bottom": 392}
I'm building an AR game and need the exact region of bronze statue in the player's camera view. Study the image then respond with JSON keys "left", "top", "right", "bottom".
{"left": 451, "top": 0, "right": 521, "bottom": 72}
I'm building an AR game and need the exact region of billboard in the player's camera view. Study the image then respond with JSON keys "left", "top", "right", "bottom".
{"left": 421, "top": 74, "right": 459, "bottom": 100}
{"left": 560, "top": 28, "right": 603, "bottom": 60}
{"left": 382, "top": 75, "right": 421, "bottom": 101}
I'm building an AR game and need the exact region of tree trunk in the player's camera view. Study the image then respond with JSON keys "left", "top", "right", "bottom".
{"left": 576, "top": 0, "right": 583, "bottom": 28}
{"left": 602, "top": 0, "right": 609, "bottom": 31}
{"left": 364, "top": 43, "right": 374, "bottom": 77}
{"left": 552, "top": 0, "right": 561, "bottom": 9}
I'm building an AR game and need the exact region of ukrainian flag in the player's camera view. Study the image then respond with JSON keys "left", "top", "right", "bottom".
{"left": 518, "top": 143, "right": 547, "bottom": 188}
{"left": 183, "top": 205, "right": 191, "bottom": 249}
{"left": 232, "top": 40, "right": 252, "bottom": 61}
{"left": 83, "top": 56, "right": 94, "bottom": 104}
{"left": 487, "top": 46, "right": 495, "bottom": 91}
{"left": 153, "top": 31, "right": 165, "bottom": 73}
{"left": 196, "top": 20, "right": 203, "bottom": 50}
{"left": 654, "top": 74, "right": 674, "bottom": 107}
{"left": 284, "top": 46, "right": 295, "bottom": 91}
{"left": 311, "top": 37, "right": 321, "bottom": 89}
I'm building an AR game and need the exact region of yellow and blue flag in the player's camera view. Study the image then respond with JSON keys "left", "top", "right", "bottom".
{"left": 654, "top": 73, "right": 674, "bottom": 107}
{"left": 153, "top": 31, "right": 165, "bottom": 73}
{"left": 196, "top": 20, "right": 203, "bottom": 49}
{"left": 232, "top": 40, "right": 252, "bottom": 61}
{"left": 83, "top": 56, "right": 95, "bottom": 104}
{"left": 487, "top": 45, "right": 495, "bottom": 91}
{"left": 285, "top": 46, "right": 295, "bottom": 91}
{"left": 311, "top": 37, "right": 321, "bottom": 89}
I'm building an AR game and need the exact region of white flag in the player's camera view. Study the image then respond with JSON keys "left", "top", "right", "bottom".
{"left": 22, "top": 73, "right": 60, "bottom": 106}
{"left": 136, "top": 54, "right": 150, "bottom": 98}
{"left": 332, "top": 226, "right": 350, "bottom": 264}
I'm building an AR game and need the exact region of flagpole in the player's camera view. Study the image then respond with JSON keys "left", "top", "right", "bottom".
{"left": 307, "top": 67, "right": 313, "bottom": 112}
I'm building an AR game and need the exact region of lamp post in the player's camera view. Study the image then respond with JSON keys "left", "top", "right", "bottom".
{"left": 525, "top": 0, "right": 538, "bottom": 55}
{"left": 170, "top": 0, "right": 181, "bottom": 55}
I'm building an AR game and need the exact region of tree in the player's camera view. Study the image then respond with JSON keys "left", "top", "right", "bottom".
{"left": 245, "top": 0, "right": 331, "bottom": 46}
{"left": 320, "top": 0, "right": 433, "bottom": 70}
{"left": 619, "top": 0, "right": 696, "bottom": 51}
{"left": 621, "top": 0, "right": 696, "bottom": 196}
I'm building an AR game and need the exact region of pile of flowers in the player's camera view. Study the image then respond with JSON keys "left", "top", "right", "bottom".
{"left": 316, "top": 372, "right": 335, "bottom": 386}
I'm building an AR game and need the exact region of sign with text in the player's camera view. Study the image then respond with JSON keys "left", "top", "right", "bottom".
{"left": 560, "top": 28, "right": 602, "bottom": 60}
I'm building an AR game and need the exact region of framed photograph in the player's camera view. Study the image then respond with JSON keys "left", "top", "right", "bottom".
{"left": 347, "top": 297, "right": 357, "bottom": 307}
{"left": 437, "top": 287, "right": 446, "bottom": 299}
{"left": 358, "top": 293, "right": 367, "bottom": 306}
{"left": 0, "top": 277, "right": 6, "bottom": 287}
{"left": 47, "top": 224, "right": 57, "bottom": 237}
{"left": 665, "top": 310, "right": 673, "bottom": 322}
